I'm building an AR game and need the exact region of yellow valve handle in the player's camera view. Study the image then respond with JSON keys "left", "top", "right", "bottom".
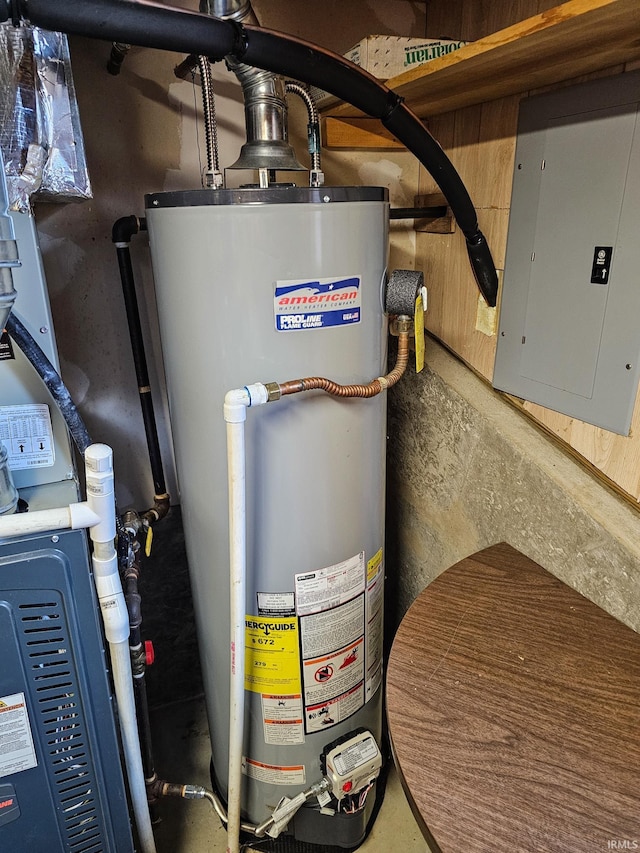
{"left": 145, "top": 525, "right": 153, "bottom": 558}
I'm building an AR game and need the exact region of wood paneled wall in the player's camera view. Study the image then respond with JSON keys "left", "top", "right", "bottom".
{"left": 418, "top": 0, "right": 640, "bottom": 505}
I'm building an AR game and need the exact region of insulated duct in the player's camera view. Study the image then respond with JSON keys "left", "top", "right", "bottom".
{"left": 6, "top": 0, "right": 499, "bottom": 305}
{"left": 200, "top": 0, "right": 304, "bottom": 173}
{"left": 0, "top": 151, "right": 19, "bottom": 331}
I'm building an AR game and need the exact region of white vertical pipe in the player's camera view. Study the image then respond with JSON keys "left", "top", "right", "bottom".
{"left": 85, "top": 444, "right": 157, "bottom": 853}
{"left": 224, "top": 392, "right": 249, "bottom": 853}
{"left": 109, "top": 640, "right": 158, "bottom": 852}
{"left": 223, "top": 384, "right": 269, "bottom": 853}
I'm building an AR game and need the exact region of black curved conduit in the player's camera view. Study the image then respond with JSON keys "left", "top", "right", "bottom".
{"left": 6, "top": 312, "right": 93, "bottom": 454}
{"left": 112, "top": 215, "right": 168, "bottom": 504}
{"left": 8, "top": 0, "right": 499, "bottom": 306}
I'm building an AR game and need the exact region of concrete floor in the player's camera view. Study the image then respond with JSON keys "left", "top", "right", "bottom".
{"left": 149, "top": 696, "right": 429, "bottom": 853}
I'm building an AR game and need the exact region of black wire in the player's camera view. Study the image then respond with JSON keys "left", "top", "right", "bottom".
{"left": 6, "top": 311, "right": 93, "bottom": 454}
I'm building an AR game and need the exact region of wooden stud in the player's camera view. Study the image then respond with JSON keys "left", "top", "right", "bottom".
{"left": 413, "top": 193, "right": 455, "bottom": 233}
{"left": 322, "top": 117, "right": 406, "bottom": 149}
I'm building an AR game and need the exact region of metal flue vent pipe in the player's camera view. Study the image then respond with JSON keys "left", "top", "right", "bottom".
{"left": 200, "top": 0, "right": 304, "bottom": 173}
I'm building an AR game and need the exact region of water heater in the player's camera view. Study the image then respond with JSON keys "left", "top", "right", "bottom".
{"left": 145, "top": 185, "right": 388, "bottom": 845}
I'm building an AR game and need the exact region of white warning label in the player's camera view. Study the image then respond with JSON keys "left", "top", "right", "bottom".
{"left": 303, "top": 637, "right": 364, "bottom": 705}
{"left": 300, "top": 596, "right": 364, "bottom": 660}
{"left": 257, "top": 591, "right": 295, "bottom": 616}
{"left": 0, "top": 404, "right": 55, "bottom": 469}
{"left": 305, "top": 683, "right": 365, "bottom": 734}
{"left": 242, "top": 757, "right": 305, "bottom": 786}
{"left": 295, "top": 552, "right": 365, "bottom": 616}
{"left": 261, "top": 694, "right": 304, "bottom": 745}
{"left": 0, "top": 693, "right": 38, "bottom": 778}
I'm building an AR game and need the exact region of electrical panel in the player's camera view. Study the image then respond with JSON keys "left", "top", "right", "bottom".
{"left": 493, "top": 70, "right": 640, "bottom": 434}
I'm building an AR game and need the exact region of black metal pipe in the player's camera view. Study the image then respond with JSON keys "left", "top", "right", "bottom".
{"left": 389, "top": 206, "right": 447, "bottom": 220}
{"left": 123, "top": 546, "right": 154, "bottom": 773}
{"left": 11, "top": 0, "right": 499, "bottom": 305}
{"left": 6, "top": 312, "right": 93, "bottom": 454}
{"left": 112, "top": 215, "right": 168, "bottom": 499}
{"left": 122, "top": 539, "right": 158, "bottom": 818}
{"left": 133, "top": 670, "right": 156, "bottom": 784}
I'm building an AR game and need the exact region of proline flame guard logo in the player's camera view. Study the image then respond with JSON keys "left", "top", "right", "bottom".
{"left": 274, "top": 275, "right": 361, "bottom": 331}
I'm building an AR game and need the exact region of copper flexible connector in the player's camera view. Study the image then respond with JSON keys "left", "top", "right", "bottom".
{"left": 279, "top": 331, "right": 410, "bottom": 398}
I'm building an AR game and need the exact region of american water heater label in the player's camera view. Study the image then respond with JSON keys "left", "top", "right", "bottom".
{"left": 0, "top": 693, "right": 38, "bottom": 778}
{"left": 274, "top": 275, "right": 362, "bottom": 331}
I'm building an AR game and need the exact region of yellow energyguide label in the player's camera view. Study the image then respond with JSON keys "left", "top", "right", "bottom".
{"left": 245, "top": 615, "right": 301, "bottom": 693}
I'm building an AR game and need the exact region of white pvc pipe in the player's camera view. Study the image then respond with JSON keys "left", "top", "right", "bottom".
{"left": 84, "top": 444, "right": 157, "bottom": 853}
{"left": 110, "top": 639, "right": 158, "bottom": 853}
{"left": 223, "top": 385, "right": 268, "bottom": 853}
{"left": 0, "top": 501, "right": 100, "bottom": 539}
{"left": 225, "top": 392, "right": 248, "bottom": 853}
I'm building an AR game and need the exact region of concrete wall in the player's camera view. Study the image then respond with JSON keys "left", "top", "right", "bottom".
{"left": 386, "top": 337, "right": 640, "bottom": 634}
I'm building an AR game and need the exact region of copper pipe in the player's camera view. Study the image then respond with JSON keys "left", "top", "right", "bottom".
{"left": 279, "top": 331, "right": 410, "bottom": 398}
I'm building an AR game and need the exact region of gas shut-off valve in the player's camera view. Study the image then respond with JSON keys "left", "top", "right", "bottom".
{"left": 321, "top": 730, "right": 383, "bottom": 809}
{"left": 259, "top": 731, "right": 382, "bottom": 839}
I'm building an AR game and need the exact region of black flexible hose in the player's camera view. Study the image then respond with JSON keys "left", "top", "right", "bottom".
{"left": 6, "top": 312, "right": 93, "bottom": 454}
{"left": 12, "top": 0, "right": 499, "bottom": 305}
{"left": 13, "top": 0, "right": 237, "bottom": 56}
{"left": 112, "top": 215, "right": 168, "bottom": 499}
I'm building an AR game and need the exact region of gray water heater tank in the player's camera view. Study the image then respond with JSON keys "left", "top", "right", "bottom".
{"left": 145, "top": 186, "right": 388, "bottom": 845}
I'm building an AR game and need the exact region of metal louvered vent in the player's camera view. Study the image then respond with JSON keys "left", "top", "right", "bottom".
{"left": 19, "top": 596, "right": 107, "bottom": 853}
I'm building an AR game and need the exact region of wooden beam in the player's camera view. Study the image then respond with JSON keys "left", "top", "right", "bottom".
{"left": 323, "top": 117, "right": 406, "bottom": 149}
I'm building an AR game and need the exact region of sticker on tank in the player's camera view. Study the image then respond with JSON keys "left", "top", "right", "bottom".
{"left": 274, "top": 275, "right": 362, "bottom": 331}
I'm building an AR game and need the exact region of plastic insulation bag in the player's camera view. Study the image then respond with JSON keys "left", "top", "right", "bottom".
{"left": 0, "top": 22, "right": 92, "bottom": 212}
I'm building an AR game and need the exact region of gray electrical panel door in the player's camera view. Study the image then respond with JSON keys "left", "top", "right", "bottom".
{"left": 493, "top": 70, "right": 640, "bottom": 434}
